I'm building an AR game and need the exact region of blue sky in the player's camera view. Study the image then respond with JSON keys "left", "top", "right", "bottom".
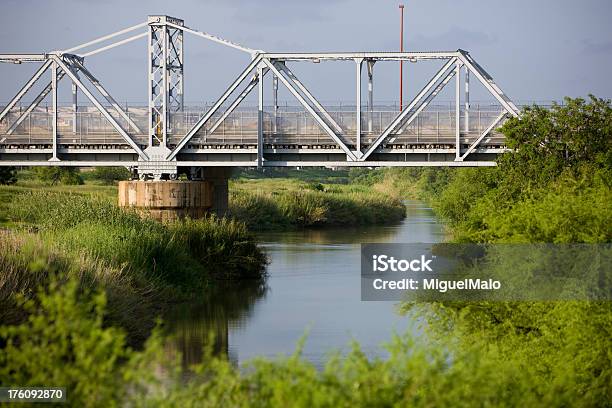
{"left": 0, "top": 0, "right": 610, "bottom": 105}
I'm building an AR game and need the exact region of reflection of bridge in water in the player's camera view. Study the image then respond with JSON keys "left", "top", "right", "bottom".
{"left": 0, "top": 15, "right": 520, "bottom": 178}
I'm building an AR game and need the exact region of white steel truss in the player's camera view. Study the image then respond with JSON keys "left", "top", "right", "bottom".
{"left": 148, "top": 16, "right": 184, "bottom": 148}
{"left": 0, "top": 16, "right": 520, "bottom": 174}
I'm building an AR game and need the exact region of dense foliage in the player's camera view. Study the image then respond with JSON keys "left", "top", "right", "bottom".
{"left": 33, "top": 166, "right": 84, "bottom": 185}
{"left": 87, "top": 166, "right": 132, "bottom": 185}
{"left": 0, "top": 166, "right": 17, "bottom": 185}
{"left": 398, "top": 96, "right": 612, "bottom": 406}
{"left": 4, "top": 275, "right": 609, "bottom": 407}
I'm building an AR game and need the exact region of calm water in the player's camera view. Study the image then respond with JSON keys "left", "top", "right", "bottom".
{"left": 166, "top": 201, "right": 446, "bottom": 367}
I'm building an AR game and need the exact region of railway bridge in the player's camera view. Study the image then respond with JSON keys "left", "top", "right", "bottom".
{"left": 0, "top": 15, "right": 520, "bottom": 217}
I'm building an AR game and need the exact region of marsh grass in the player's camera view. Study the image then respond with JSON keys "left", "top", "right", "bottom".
{"left": 2, "top": 189, "right": 267, "bottom": 343}
{"left": 0, "top": 231, "right": 160, "bottom": 345}
{"left": 229, "top": 178, "right": 405, "bottom": 230}
{"left": 5, "top": 191, "right": 267, "bottom": 287}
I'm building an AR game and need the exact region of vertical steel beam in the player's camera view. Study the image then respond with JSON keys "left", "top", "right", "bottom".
{"left": 464, "top": 67, "right": 469, "bottom": 134}
{"left": 51, "top": 61, "right": 58, "bottom": 161}
{"left": 272, "top": 74, "right": 278, "bottom": 134}
{"left": 147, "top": 21, "right": 154, "bottom": 147}
{"left": 161, "top": 27, "right": 168, "bottom": 146}
{"left": 367, "top": 60, "right": 374, "bottom": 133}
{"left": 72, "top": 75, "right": 78, "bottom": 134}
{"left": 455, "top": 60, "right": 461, "bottom": 160}
{"left": 257, "top": 65, "right": 264, "bottom": 168}
{"left": 176, "top": 29, "right": 184, "bottom": 111}
{"left": 355, "top": 58, "right": 363, "bottom": 153}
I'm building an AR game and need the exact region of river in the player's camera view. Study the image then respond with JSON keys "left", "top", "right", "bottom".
{"left": 165, "top": 200, "right": 446, "bottom": 367}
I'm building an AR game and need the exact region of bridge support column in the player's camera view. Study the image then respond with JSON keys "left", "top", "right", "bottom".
{"left": 118, "top": 180, "right": 213, "bottom": 222}
{"left": 118, "top": 168, "right": 231, "bottom": 222}
{"left": 200, "top": 167, "right": 232, "bottom": 217}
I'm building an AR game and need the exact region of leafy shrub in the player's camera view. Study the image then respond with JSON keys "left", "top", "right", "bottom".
{"left": 0, "top": 278, "right": 131, "bottom": 406}
{"left": 89, "top": 167, "right": 131, "bottom": 185}
{"left": 34, "top": 166, "right": 84, "bottom": 185}
{"left": 4, "top": 276, "right": 610, "bottom": 407}
{"left": 0, "top": 276, "right": 173, "bottom": 407}
{"left": 0, "top": 166, "right": 17, "bottom": 185}
{"left": 306, "top": 182, "right": 325, "bottom": 191}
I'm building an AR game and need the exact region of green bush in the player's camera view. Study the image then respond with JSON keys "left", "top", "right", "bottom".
{"left": 4, "top": 276, "right": 609, "bottom": 407}
{"left": 0, "top": 278, "right": 131, "bottom": 407}
{"left": 89, "top": 167, "right": 131, "bottom": 185}
{"left": 0, "top": 166, "right": 17, "bottom": 185}
{"left": 394, "top": 96, "right": 612, "bottom": 406}
{"left": 0, "top": 276, "right": 175, "bottom": 407}
{"left": 34, "top": 166, "right": 84, "bottom": 185}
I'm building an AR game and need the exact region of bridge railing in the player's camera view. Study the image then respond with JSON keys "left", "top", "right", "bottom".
{"left": 0, "top": 104, "right": 508, "bottom": 149}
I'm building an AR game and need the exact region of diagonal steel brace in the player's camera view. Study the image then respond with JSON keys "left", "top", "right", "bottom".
{"left": 360, "top": 57, "right": 457, "bottom": 161}
{"left": 263, "top": 59, "right": 357, "bottom": 161}
{"left": 53, "top": 56, "right": 148, "bottom": 160}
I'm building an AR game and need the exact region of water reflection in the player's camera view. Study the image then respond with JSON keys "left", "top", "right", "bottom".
{"left": 164, "top": 279, "right": 268, "bottom": 367}
{"left": 165, "top": 200, "right": 446, "bottom": 367}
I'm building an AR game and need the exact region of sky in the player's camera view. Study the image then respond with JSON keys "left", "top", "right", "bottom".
{"left": 0, "top": 0, "right": 611, "bottom": 106}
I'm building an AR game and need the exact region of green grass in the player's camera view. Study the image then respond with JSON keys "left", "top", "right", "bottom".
{"left": 229, "top": 178, "right": 406, "bottom": 230}
{"left": 0, "top": 188, "right": 268, "bottom": 343}
{"left": 6, "top": 190, "right": 267, "bottom": 283}
{"left": 0, "top": 181, "right": 116, "bottom": 227}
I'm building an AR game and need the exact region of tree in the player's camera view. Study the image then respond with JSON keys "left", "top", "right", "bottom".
{"left": 0, "top": 166, "right": 17, "bottom": 185}
{"left": 498, "top": 95, "right": 612, "bottom": 187}
{"left": 34, "top": 167, "right": 84, "bottom": 185}
{"left": 90, "top": 167, "right": 131, "bottom": 185}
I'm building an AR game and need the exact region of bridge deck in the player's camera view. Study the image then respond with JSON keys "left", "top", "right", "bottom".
{"left": 0, "top": 105, "right": 508, "bottom": 166}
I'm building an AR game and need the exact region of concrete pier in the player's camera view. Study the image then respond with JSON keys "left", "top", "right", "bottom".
{"left": 118, "top": 168, "right": 233, "bottom": 222}
{"left": 118, "top": 180, "right": 214, "bottom": 222}
{"left": 200, "top": 167, "right": 232, "bottom": 216}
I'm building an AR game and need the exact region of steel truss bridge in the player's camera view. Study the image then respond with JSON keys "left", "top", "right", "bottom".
{"left": 0, "top": 15, "right": 520, "bottom": 178}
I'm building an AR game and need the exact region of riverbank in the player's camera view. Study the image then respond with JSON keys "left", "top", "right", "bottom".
{"left": 0, "top": 175, "right": 404, "bottom": 344}
{"left": 229, "top": 178, "right": 406, "bottom": 229}
{"left": 0, "top": 185, "right": 268, "bottom": 344}
{"left": 391, "top": 97, "right": 611, "bottom": 405}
